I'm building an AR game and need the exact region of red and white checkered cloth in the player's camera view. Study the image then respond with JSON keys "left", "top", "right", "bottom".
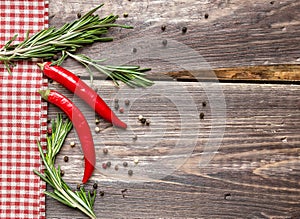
{"left": 0, "top": 1, "right": 48, "bottom": 218}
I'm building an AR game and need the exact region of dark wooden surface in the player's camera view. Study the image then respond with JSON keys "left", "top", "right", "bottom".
{"left": 46, "top": 1, "right": 300, "bottom": 218}
{"left": 49, "top": 0, "right": 300, "bottom": 80}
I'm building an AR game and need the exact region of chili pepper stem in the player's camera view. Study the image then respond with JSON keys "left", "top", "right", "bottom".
{"left": 39, "top": 89, "right": 50, "bottom": 100}
{"left": 37, "top": 62, "right": 45, "bottom": 70}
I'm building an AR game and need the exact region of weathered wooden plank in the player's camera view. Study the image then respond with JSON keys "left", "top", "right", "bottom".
{"left": 45, "top": 81, "right": 300, "bottom": 218}
{"left": 45, "top": 1, "right": 300, "bottom": 218}
{"left": 170, "top": 64, "right": 300, "bottom": 82}
{"left": 48, "top": 0, "right": 300, "bottom": 81}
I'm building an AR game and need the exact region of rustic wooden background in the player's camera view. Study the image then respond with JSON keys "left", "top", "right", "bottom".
{"left": 46, "top": 0, "right": 300, "bottom": 218}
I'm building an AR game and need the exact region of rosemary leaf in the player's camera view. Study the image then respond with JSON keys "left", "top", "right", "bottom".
{"left": 3, "top": 34, "right": 18, "bottom": 50}
{"left": 0, "top": 4, "right": 125, "bottom": 61}
{"left": 90, "top": 190, "right": 97, "bottom": 207}
{"left": 0, "top": 4, "right": 153, "bottom": 87}
{"left": 33, "top": 170, "right": 55, "bottom": 188}
{"left": 34, "top": 115, "right": 97, "bottom": 219}
{"left": 80, "top": 187, "right": 92, "bottom": 209}
{"left": 66, "top": 51, "right": 153, "bottom": 87}
{"left": 4, "top": 62, "right": 12, "bottom": 75}
{"left": 44, "top": 191, "right": 73, "bottom": 208}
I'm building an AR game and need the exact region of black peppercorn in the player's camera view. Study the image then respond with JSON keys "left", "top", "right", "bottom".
{"left": 123, "top": 161, "right": 128, "bottom": 167}
{"left": 140, "top": 118, "right": 146, "bottom": 124}
{"left": 132, "top": 48, "right": 137, "bottom": 53}
{"left": 202, "top": 101, "right": 207, "bottom": 107}
{"left": 145, "top": 119, "right": 151, "bottom": 126}
{"left": 93, "top": 183, "right": 98, "bottom": 189}
{"left": 125, "top": 99, "right": 130, "bottom": 106}
{"left": 204, "top": 13, "right": 209, "bottom": 19}
{"left": 199, "top": 112, "right": 205, "bottom": 119}
{"left": 162, "top": 39, "right": 168, "bottom": 46}
{"left": 63, "top": 156, "right": 69, "bottom": 162}
{"left": 103, "top": 148, "right": 108, "bottom": 155}
{"left": 99, "top": 191, "right": 105, "bottom": 197}
{"left": 106, "top": 161, "right": 111, "bottom": 168}
{"left": 132, "top": 135, "right": 138, "bottom": 141}
{"left": 128, "top": 169, "right": 133, "bottom": 176}
{"left": 182, "top": 26, "right": 187, "bottom": 33}
{"left": 123, "top": 13, "right": 129, "bottom": 18}
{"left": 161, "top": 25, "right": 166, "bottom": 31}
{"left": 114, "top": 102, "right": 120, "bottom": 110}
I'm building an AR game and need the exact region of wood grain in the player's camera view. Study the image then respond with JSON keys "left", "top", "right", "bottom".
{"left": 48, "top": 0, "right": 300, "bottom": 81}
{"left": 45, "top": 81, "right": 300, "bottom": 218}
{"left": 170, "top": 64, "right": 300, "bottom": 82}
{"left": 44, "top": 1, "right": 300, "bottom": 218}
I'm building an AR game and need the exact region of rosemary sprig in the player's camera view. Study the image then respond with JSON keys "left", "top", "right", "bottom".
{"left": 0, "top": 4, "right": 153, "bottom": 87}
{"left": 34, "top": 115, "right": 97, "bottom": 219}
{"left": 0, "top": 4, "right": 125, "bottom": 62}
{"left": 65, "top": 51, "right": 154, "bottom": 87}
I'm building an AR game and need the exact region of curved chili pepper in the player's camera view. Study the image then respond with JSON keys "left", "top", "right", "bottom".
{"left": 39, "top": 89, "right": 95, "bottom": 184}
{"left": 38, "top": 62, "right": 127, "bottom": 129}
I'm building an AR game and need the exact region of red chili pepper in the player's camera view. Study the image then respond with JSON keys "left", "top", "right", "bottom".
{"left": 38, "top": 62, "right": 127, "bottom": 129}
{"left": 39, "top": 89, "right": 95, "bottom": 184}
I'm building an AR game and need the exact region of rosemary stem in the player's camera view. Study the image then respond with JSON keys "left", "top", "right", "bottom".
{"left": 35, "top": 115, "right": 97, "bottom": 219}
{"left": 58, "top": 187, "right": 96, "bottom": 219}
{"left": 0, "top": 43, "right": 45, "bottom": 57}
{"left": 66, "top": 51, "right": 92, "bottom": 65}
{"left": 0, "top": 4, "right": 153, "bottom": 87}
